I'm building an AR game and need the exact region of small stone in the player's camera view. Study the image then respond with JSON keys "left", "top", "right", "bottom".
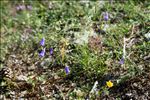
{"left": 17, "top": 75, "right": 28, "bottom": 81}
{"left": 54, "top": 75, "right": 59, "bottom": 80}
{"left": 75, "top": 89, "right": 84, "bottom": 97}
{"left": 28, "top": 64, "right": 35, "bottom": 71}
{"left": 125, "top": 93, "right": 132, "bottom": 96}
{"left": 133, "top": 83, "right": 138, "bottom": 87}
{"left": 71, "top": 83, "right": 76, "bottom": 87}
{"left": 40, "top": 58, "right": 52, "bottom": 68}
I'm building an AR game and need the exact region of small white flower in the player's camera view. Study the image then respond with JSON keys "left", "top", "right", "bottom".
{"left": 90, "top": 81, "right": 98, "bottom": 94}
{"left": 145, "top": 33, "right": 150, "bottom": 40}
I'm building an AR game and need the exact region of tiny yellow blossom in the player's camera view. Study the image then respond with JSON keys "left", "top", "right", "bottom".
{"left": 106, "top": 80, "right": 113, "bottom": 88}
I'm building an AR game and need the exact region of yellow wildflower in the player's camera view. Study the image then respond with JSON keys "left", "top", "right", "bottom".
{"left": 60, "top": 47, "right": 65, "bottom": 61}
{"left": 106, "top": 80, "right": 113, "bottom": 88}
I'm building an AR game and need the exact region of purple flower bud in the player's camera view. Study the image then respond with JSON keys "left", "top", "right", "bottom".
{"left": 39, "top": 48, "right": 45, "bottom": 57}
{"left": 19, "top": 5, "right": 26, "bottom": 10}
{"left": 16, "top": 6, "right": 20, "bottom": 11}
{"left": 103, "top": 12, "right": 109, "bottom": 21}
{"left": 65, "top": 66, "right": 70, "bottom": 75}
{"left": 27, "top": 5, "right": 32, "bottom": 10}
{"left": 119, "top": 57, "right": 124, "bottom": 64}
{"left": 49, "top": 48, "right": 53, "bottom": 55}
{"left": 40, "top": 38, "right": 45, "bottom": 46}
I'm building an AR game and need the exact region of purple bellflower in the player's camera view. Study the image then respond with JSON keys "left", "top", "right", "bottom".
{"left": 40, "top": 38, "right": 45, "bottom": 46}
{"left": 103, "top": 12, "right": 109, "bottom": 21}
{"left": 49, "top": 48, "right": 53, "bottom": 55}
{"left": 119, "top": 57, "right": 124, "bottom": 64}
{"left": 65, "top": 66, "right": 70, "bottom": 75}
{"left": 39, "top": 48, "right": 46, "bottom": 57}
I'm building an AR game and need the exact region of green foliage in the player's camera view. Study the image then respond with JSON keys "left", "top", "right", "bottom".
{"left": 0, "top": 0, "right": 149, "bottom": 99}
{"left": 73, "top": 45, "right": 107, "bottom": 76}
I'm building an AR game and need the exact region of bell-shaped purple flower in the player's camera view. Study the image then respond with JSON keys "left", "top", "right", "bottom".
{"left": 119, "top": 57, "right": 124, "bottom": 64}
{"left": 39, "top": 48, "right": 46, "bottom": 57}
{"left": 103, "top": 12, "right": 109, "bottom": 21}
{"left": 40, "top": 38, "right": 45, "bottom": 46}
{"left": 65, "top": 66, "right": 70, "bottom": 75}
{"left": 49, "top": 48, "right": 53, "bottom": 55}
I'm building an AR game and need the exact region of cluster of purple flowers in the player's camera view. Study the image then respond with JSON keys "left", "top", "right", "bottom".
{"left": 16, "top": 5, "right": 32, "bottom": 11}
{"left": 39, "top": 38, "right": 53, "bottom": 57}
{"left": 39, "top": 38, "right": 70, "bottom": 75}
